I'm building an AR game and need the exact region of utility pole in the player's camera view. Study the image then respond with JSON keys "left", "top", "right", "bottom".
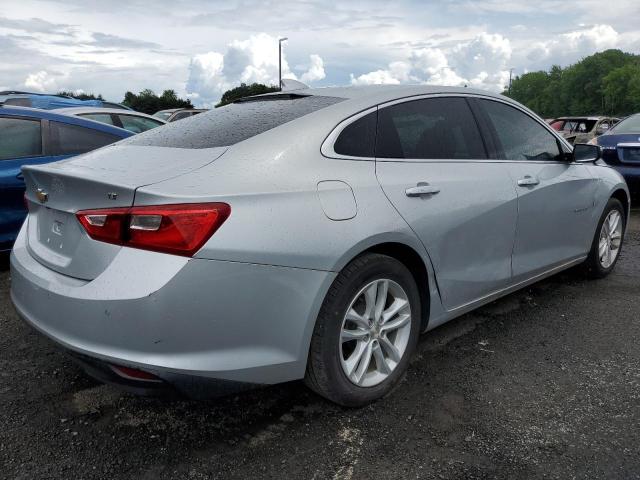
{"left": 508, "top": 68, "right": 515, "bottom": 95}
{"left": 278, "top": 37, "right": 288, "bottom": 90}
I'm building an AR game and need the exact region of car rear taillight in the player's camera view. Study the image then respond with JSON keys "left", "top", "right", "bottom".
{"left": 76, "top": 203, "right": 230, "bottom": 257}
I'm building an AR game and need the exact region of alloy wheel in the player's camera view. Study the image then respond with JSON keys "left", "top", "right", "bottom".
{"left": 598, "top": 209, "right": 623, "bottom": 268}
{"left": 339, "top": 279, "right": 412, "bottom": 387}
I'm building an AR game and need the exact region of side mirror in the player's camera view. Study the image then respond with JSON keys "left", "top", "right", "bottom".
{"left": 573, "top": 143, "right": 601, "bottom": 163}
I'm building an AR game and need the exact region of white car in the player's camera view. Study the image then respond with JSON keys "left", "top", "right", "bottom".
{"left": 55, "top": 107, "right": 166, "bottom": 134}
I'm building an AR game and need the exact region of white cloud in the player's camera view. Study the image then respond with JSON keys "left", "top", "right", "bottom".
{"left": 24, "top": 70, "right": 59, "bottom": 92}
{"left": 350, "top": 33, "right": 512, "bottom": 91}
{"left": 186, "top": 33, "right": 326, "bottom": 106}
{"left": 300, "top": 54, "right": 326, "bottom": 83}
{"left": 526, "top": 24, "right": 619, "bottom": 67}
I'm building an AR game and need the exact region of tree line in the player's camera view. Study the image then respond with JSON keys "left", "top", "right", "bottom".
{"left": 58, "top": 83, "right": 278, "bottom": 114}
{"left": 504, "top": 49, "right": 640, "bottom": 118}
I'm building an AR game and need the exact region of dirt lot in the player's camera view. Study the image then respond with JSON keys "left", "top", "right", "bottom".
{"left": 1, "top": 213, "right": 639, "bottom": 480}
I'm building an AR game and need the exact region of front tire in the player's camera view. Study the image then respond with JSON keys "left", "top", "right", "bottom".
{"left": 583, "top": 197, "right": 625, "bottom": 278}
{"left": 305, "top": 253, "right": 421, "bottom": 407}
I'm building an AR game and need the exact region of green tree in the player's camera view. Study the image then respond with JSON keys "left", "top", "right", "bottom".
{"left": 505, "top": 49, "right": 640, "bottom": 118}
{"left": 121, "top": 89, "right": 193, "bottom": 114}
{"left": 216, "top": 82, "right": 279, "bottom": 107}
{"left": 57, "top": 91, "right": 104, "bottom": 101}
{"left": 603, "top": 62, "right": 640, "bottom": 115}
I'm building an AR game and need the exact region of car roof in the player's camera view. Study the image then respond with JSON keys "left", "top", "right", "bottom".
{"left": 54, "top": 107, "right": 166, "bottom": 122}
{"left": 269, "top": 84, "right": 502, "bottom": 103}
{"left": 0, "top": 105, "right": 133, "bottom": 137}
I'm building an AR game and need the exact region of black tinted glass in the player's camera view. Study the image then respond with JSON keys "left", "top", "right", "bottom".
{"left": 124, "top": 95, "right": 344, "bottom": 149}
{"left": 0, "top": 117, "right": 42, "bottom": 160}
{"left": 376, "top": 97, "right": 486, "bottom": 159}
{"left": 479, "top": 99, "right": 561, "bottom": 161}
{"left": 334, "top": 111, "right": 377, "bottom": 157}
{"left": 50, "top": 121, "right": 120, "bottom": 155}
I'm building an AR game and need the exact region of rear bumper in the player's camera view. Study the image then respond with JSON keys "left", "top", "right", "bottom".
{"left": 610, "top": 165, "right": 640, "bottom": 197}
{"left": 10, "top": 225, "right": 335, "bottom": 393}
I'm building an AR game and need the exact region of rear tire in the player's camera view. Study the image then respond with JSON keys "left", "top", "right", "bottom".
{"left": 305, "top": 253, "right": 421, "bottom": 407}
{"left": 583, "top": 198, "right": 625, "bottom": 279}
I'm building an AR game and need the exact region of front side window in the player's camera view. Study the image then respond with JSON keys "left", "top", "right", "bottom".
{"left": 0, "top": 117, "right": 42, "bottom": 160}
{"left": 333, "top": 111, "right": 377, "bottom": 157}
{"left": 376, "top": 97, "right": 486, "bottom": 159}
{"left": 49, "top": 121, "right": 120, "bottom": 156}
{"left": 117, "top": 114, "right": 163, "bottom": 133}
{"left": 479, "top": 99, "right": 562, "bottom": 161}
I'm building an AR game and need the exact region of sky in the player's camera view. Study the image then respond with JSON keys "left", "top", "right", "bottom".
{"left": 1, "top": 0, "right": 640, "bottom": 107}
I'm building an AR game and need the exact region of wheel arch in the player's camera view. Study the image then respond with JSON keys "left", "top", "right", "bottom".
{"left": 611, "top": 188, "right": 630, "bottom": 221}
{"left": 331, "top": 235, "right": 437, "bottom": 332}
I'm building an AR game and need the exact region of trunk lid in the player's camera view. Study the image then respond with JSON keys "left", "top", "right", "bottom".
{"left": 22, "top": 144, "right": 227, "bottom": 279}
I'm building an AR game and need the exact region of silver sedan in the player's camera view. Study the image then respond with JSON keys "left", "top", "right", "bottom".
{"left": 10, "top": 85, "right": 629, "bottom": 406}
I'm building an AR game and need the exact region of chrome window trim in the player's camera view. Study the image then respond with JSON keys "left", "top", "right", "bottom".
{"left": 321, "top": 92, "right": 575, "bottom": 164}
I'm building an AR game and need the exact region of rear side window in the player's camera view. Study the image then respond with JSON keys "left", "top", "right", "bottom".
{"left": 376, "top": 97, "right": 486, "bottom": 159}
{"left": 50, "top": 121, "right": 120, "bottom": 156}
{"left": 334, "top": 111, "right": 377, "bottom": 157}
{"left": 478, "top": 99, "right": 562, "bottom": 161}
{"left": 0, "top": 117, "right": 42, "bottom": 160}
{"left": 123, "top": 95, "right": 344, "bottom": 149}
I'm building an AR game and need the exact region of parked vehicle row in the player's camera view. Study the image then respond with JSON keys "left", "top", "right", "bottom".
{"left": 549, "top": 116, "right": 619, "bottom": 145}
{"left": 588, "top": 113, "right": 640, "bottom": 199}
{"left": 9, "top": 85, "right": 629, "bottom": 406}
{"left": 0, "top": 106, "right": 133, "bottom": 252}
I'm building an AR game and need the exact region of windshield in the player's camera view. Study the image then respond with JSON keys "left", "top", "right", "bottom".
{"left": 610, "top": 115, "right": 640, "bottom": 134}
{"left": 124, "top": 95, "right": 344, "bottom": 149}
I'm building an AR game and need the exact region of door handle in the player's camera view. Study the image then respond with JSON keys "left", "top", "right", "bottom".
{"left": 405, "top": 183, "right": 440, "bottom": 197}
{"left": 517, "top": 175, "right": 539, "bottom": 187}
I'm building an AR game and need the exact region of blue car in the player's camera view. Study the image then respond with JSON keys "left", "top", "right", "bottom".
{"left": 591, "top": 113, "right": 640, "bottom": 199}
{"left": 0, "top": 106, "right": 132, "bottom": 252}
{"left": 0, "top": 91, "right": 131, "bottom": 110}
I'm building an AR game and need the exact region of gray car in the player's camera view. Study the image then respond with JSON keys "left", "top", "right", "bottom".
{"left": 10, "top": 85, "right": 629, "bottom": 406}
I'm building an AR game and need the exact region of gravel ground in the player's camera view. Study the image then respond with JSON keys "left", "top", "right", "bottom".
{"left": 1, "top": 212, "right": 639, "bottom": 480}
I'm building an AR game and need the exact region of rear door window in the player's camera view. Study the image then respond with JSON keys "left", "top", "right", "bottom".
{"left": 49, "top": 121, "right": 121, "bottom": 155}
{"left": 0, "top": 117, "right": 42, "bottom": 160}
{"left": 123, "top": 95, "right": 344, "bottom": 149}
{"left": 376, "top": 97, "right": 486, "bottom": 159}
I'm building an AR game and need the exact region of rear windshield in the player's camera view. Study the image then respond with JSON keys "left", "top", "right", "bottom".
{"left": 610, "top": 114, "right": 640, "bottom": 134}
{"left": 124, "top": 95, "right": 344, "bottom": 148}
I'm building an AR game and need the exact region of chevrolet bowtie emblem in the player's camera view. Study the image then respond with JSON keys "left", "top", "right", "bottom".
{"left": 36, "top": 188, "right": 49, "bottom": 204}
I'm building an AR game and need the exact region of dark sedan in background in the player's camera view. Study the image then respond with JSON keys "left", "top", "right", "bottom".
{"left": 590, "top": 113, "right": 640, "bottom": 199}
{"left": 0, "top": 106, "right": 132, "bottom": 252}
